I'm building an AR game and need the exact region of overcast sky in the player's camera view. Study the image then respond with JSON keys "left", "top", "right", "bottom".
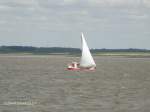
{"left": 0, "top": 0, "right": 150, "bottom": 49}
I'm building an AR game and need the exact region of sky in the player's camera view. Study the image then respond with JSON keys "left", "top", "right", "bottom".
{"left": 0, "top": 0, "right": 150, "bottom": 49}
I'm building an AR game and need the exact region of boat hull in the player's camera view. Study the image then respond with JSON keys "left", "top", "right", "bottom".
{"left": 67, "top": 67, "right": 96, "bottom": 71}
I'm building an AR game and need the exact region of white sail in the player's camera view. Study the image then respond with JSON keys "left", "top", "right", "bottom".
{"left": 80, "top": 33, "right": 96, "bottom": 68}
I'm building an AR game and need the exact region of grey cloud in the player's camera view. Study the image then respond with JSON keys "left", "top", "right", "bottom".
{"left": 0, "top": 0, "right": 150, "bottom": 48}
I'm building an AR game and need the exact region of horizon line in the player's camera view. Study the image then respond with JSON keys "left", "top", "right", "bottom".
{"left": 0, "top": 45, "right": 150, "bottom": 50}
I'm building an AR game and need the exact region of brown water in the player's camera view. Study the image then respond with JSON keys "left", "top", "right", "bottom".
{"left": 0, "top": 55, "right": 150, "bottom": 112}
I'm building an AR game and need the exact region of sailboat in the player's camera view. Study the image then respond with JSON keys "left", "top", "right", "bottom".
{"left": 67, "top": 33, "right": 96, "bottom": 71}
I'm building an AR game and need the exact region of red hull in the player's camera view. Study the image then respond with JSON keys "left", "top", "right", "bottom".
{"left": 67, "top": 67, "right": 96, "bottom": 71}
{"left": 67, "top": 62, "right": 96, "bottom": 71}
{"left": 67, "top": 68, "right": 81, "bottom": 71}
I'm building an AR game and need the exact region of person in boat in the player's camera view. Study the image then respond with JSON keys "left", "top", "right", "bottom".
{"left": 67, "top": 62, "right": 80, "bottom": 69}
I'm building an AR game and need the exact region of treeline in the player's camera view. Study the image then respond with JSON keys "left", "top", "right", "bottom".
{"left": 0, "top": 46, "right": 80, "bottom": 54}
{"left": 91, "top": 48, "right": 150, "bottom": 53}
{"left": 0, "top": 46, "right": 150, "bottom": 54}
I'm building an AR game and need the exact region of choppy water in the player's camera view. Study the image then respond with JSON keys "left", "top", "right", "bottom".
{"left": 0, "top": 55, "right": 150, "bottom": 112}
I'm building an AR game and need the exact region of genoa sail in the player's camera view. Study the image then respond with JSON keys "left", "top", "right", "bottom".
{"left": 80, "top": 33, "right": 96, "bottom": 68}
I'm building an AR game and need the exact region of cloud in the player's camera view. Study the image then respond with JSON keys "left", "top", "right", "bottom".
{"left": 143, "top": 0, "right": 150, "bottom": 7}
{"left": 0, "top": 5, "right": 12, "bottom": 11}
{"left": 0, "top": 0, "right": 149, "bottom": 10}
{"left": 88, "top": 0, "right": 140, "bottom": 7}
{"left": 62, "top": 0, "right": 78, "bottom": 5}
{"left": 0, "top": 0, "right": 37, "bottom": 7}
{"left": 127, "top": 14, "right": 148, "bottom": 21}
{"left": 0, "top": 0, "right": 149, "bottom": 48}
{"left": 0, "top": 0, "right": 149, "bottom": 32}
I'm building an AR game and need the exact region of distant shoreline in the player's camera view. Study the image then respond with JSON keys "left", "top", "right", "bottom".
{"left": 0, "top": 52, "right": 150, "bottom": 58}
{"left": 0, "top": 46, "right": 150, "bottom": 58}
